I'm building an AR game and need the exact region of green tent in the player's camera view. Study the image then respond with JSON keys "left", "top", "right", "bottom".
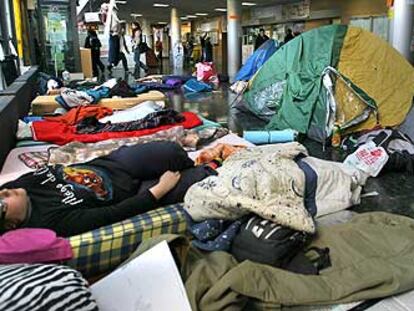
{"left": 243, "top": 25, "right": 414, "bottom": 142}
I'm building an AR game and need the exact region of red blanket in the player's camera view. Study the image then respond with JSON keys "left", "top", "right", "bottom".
{"left": 32, "top": 112, "right": 202, "bottom": 145}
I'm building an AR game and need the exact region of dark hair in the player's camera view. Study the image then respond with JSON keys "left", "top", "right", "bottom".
{"left": 88, "top": 29, "right": 97, "bottom": 37}
{"left": 259, "top": 28, "right": 265, "bottom": 32}
{"left": 132, "top": 22, "right": 141, "bottom": 30}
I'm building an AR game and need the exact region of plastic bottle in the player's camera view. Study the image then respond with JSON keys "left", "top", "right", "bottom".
{"left": 62, "top": 70, "right": 70, "bottom": 83}
{"left": 331, "top": 124, "right": 341, "bottom": 148}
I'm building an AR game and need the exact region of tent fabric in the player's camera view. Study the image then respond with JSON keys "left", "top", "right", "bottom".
{"left": 243, "top": 25, "right": 414, "bottom": 142}
{"left": 337, "top": 27, "right": 414, "bottom": 133}
{"left": 244, "top": 25, "right": 348, "bottom": 134}
{"left": 235, "top": 39, "right": 279, "bottom": 82}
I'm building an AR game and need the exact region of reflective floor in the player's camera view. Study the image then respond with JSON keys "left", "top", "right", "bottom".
{"left": 110, "top": 59, "right": 414, "bottom": 219}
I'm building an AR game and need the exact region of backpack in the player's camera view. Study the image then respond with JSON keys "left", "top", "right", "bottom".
{"left": 231, "top": 216, "right": 312, "bottom": 268}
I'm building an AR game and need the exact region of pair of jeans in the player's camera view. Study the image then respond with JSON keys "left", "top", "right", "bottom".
{"left": 133, "top": 47, "right": 148, "bottom": 78}
{"left": 108, "top": 35, "right": 120, "bottom": 66}
{"left": 91, "top": 50, "right": 105, "bottom": 77}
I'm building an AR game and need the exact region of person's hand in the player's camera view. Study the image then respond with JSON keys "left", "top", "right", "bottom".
{"left": 149, "top": 171, "right": 181, "bottom": 200}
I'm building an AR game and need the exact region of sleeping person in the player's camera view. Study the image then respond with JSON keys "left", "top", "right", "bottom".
{"left": 0, "top": 141, "right": 203, "bottom": 237}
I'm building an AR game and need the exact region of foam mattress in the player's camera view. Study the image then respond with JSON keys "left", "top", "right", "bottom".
{"left": 31, "top": 91, "right": 166, "bottom": 115}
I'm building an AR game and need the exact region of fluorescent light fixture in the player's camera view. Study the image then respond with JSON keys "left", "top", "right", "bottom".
{"left": 186, "top": 15, "right": 197, "bottom": 18}
{"left": 214, "top": 8, "right": 227, "bottom": 12}
{"left": 242, "top": 2, "right": 257, "bottom": 6}
{"left": 130, "top": 13, "right": 143, "bottom": 17}
{"left": 180, "top": 16, "right": 188, "bottom": 20}
{"left": 153, "top": 3, "right": 169, "bottom": 7}
{"left": 116, "top": 0, "right": 127, "bottom": 4}
{"left": 158, "top": 21, "right": 168, "bottom": 24}
{"left": 195, "top": 13, "right": 208, "bottom": 16}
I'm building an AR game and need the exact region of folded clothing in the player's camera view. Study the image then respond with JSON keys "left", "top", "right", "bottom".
{"left": 76, "top": 109, "right": 184, "bottom": 134}
{"left": 109, "top": 80, "right": 136, "bottom": 98}
{"left": 56, "top": 86, "right": 111, "bottom": 110}
{"left": 183, "top": 79, "right": 213, "bottom": 93}
{"left": 32, "top": 111, "right": 202, "bottom": 145}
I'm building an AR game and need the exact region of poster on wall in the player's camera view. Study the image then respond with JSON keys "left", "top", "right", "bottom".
{"left": 46, "top": 8, "right": 67, "bottom": 72}
{"left": 282, "top": 0, "right": 310, "bottom": 20}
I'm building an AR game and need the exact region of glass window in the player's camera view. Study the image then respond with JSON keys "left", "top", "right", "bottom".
{"left": 350, "top": 16, "right": 390, "bottom": 42}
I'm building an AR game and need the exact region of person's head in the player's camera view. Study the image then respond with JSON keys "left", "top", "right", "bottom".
{"left": 0, "top": 188, "right": 29, "bottom": 232}
{"left": 132, "top": 22, "right": 141, "bottom": 31}
{"left": 87, "top": 29, "right": 97, "bottom": 37}
{"left": 286, "top": 28, "right": 292, "bottom": 35}
{"left": 259, "top": 28, "right": 265, "bottom": 36}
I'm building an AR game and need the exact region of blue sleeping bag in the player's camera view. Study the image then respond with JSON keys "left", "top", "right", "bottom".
{"left": 235, "top": 39, "right": 279, "bottom": 82}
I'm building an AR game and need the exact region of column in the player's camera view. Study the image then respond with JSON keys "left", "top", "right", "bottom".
{"left": 141, "top": 18, "right": 153, "bottom": 49}
{"left": 392, "top": 0, "right": 413, "bottom": 63}
{"left": 69, "top": 0, "right": 81, "bottom": 72}
{"left": 227, "top": 0, "right": 242, "bottom": 83}
{"left": 170, "top": 7, "right": 183, "bottom": 73}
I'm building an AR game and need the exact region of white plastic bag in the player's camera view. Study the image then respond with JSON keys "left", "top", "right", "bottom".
{"left": 344, "top": 141, "right": 389, "bottom": 177}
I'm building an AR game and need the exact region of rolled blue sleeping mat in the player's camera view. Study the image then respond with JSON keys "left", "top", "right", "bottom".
{"left": 243, "top": 129, "right": 297, "bottom": 145}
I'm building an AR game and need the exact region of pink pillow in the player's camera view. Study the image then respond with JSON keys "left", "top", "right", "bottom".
{"left": 0, "top": 228, "right": 73, "bottom": 264}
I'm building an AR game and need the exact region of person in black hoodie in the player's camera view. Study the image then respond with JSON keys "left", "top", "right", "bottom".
{"left": 84, "top": 29, "right": 105, "bottom": 78}
{"left": 254, "top": 28, "right": 269, "bottom": 51}
{"left": 0, "top": 142, "right": 199, "bottom": 237}
{"left": 200, "top": 33, "right": 213, "bottom": 62}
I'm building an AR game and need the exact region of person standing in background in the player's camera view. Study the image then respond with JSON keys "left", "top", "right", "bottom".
{"left": 155, "top": 33, "right": 163, "bottom": 70}
{"left": 200, "top": 33, "right": 213, "bottom": 62}
{"left": 84, "top": 29, "right": 105, "bottom": 79}
{"left": 106, "top": 4, "right": 122, "bottom": 76}
{"left": 254, "top": 28, "right": 269, "bottom": 51}
{"left": 284, "top": 28, "right": 294, "bottom": 44}
{"left": 119, "top": 26, "right": 130, "bottom": 76}
{"left": 131, "top": 22, "right": 149, "bottom": 79}
{"left": 185, "top": 34, "right": 194, "bottom": 65}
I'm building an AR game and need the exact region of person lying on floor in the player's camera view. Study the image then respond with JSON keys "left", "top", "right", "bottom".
{"left": 0, "top": 141, "right": 214, "bottom": 237}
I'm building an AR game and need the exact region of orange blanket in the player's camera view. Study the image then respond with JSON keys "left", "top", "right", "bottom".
{"left": 44, "top": 106, "right": 113, "bottom": 125}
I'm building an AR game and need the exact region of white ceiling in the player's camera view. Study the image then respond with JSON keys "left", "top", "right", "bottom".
{"left": 85, "top": 0, "right": 296, "bottom": 24}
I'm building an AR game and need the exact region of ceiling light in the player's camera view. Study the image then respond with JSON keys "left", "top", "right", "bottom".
{"left": 116, "top": 0, "right": 127, "bottom": 4}
{"left": 186, "top": 15, "right": 197, "bottom": 18}
{"left": 130, "top": 13, "right": 143, "bottom": 17}
{"left": 242, "top": 2, "right": 257, "bottom": 6}
{"left": 158, "top": 22, "right": 168, "bottom": 24}
{"left": 214, "top": 8, "right": 227, "bottom": 12}
{"left": 180, "top": 16, "right": 188, "bottom": 20}
{"left": 195, "top": 13, "right": 208, "bottom": 16}
{"left": 153, "top": 3, "right": 169, "bottom": 7}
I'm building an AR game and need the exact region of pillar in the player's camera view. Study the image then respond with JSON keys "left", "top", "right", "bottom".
{"left": 170, "top": 7, "right": 183, "bottom": 73}
{"left": 69, "top": 0, "right": 81, "bottom": 72}
{"left": 392, "top": 0, "right": 413, "bottom": 63}
{"left": 227, "top": 0, "right": 242, "bottom": 82}
{"left": 141, "top": 18, "right": 153, "bottom": 49}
